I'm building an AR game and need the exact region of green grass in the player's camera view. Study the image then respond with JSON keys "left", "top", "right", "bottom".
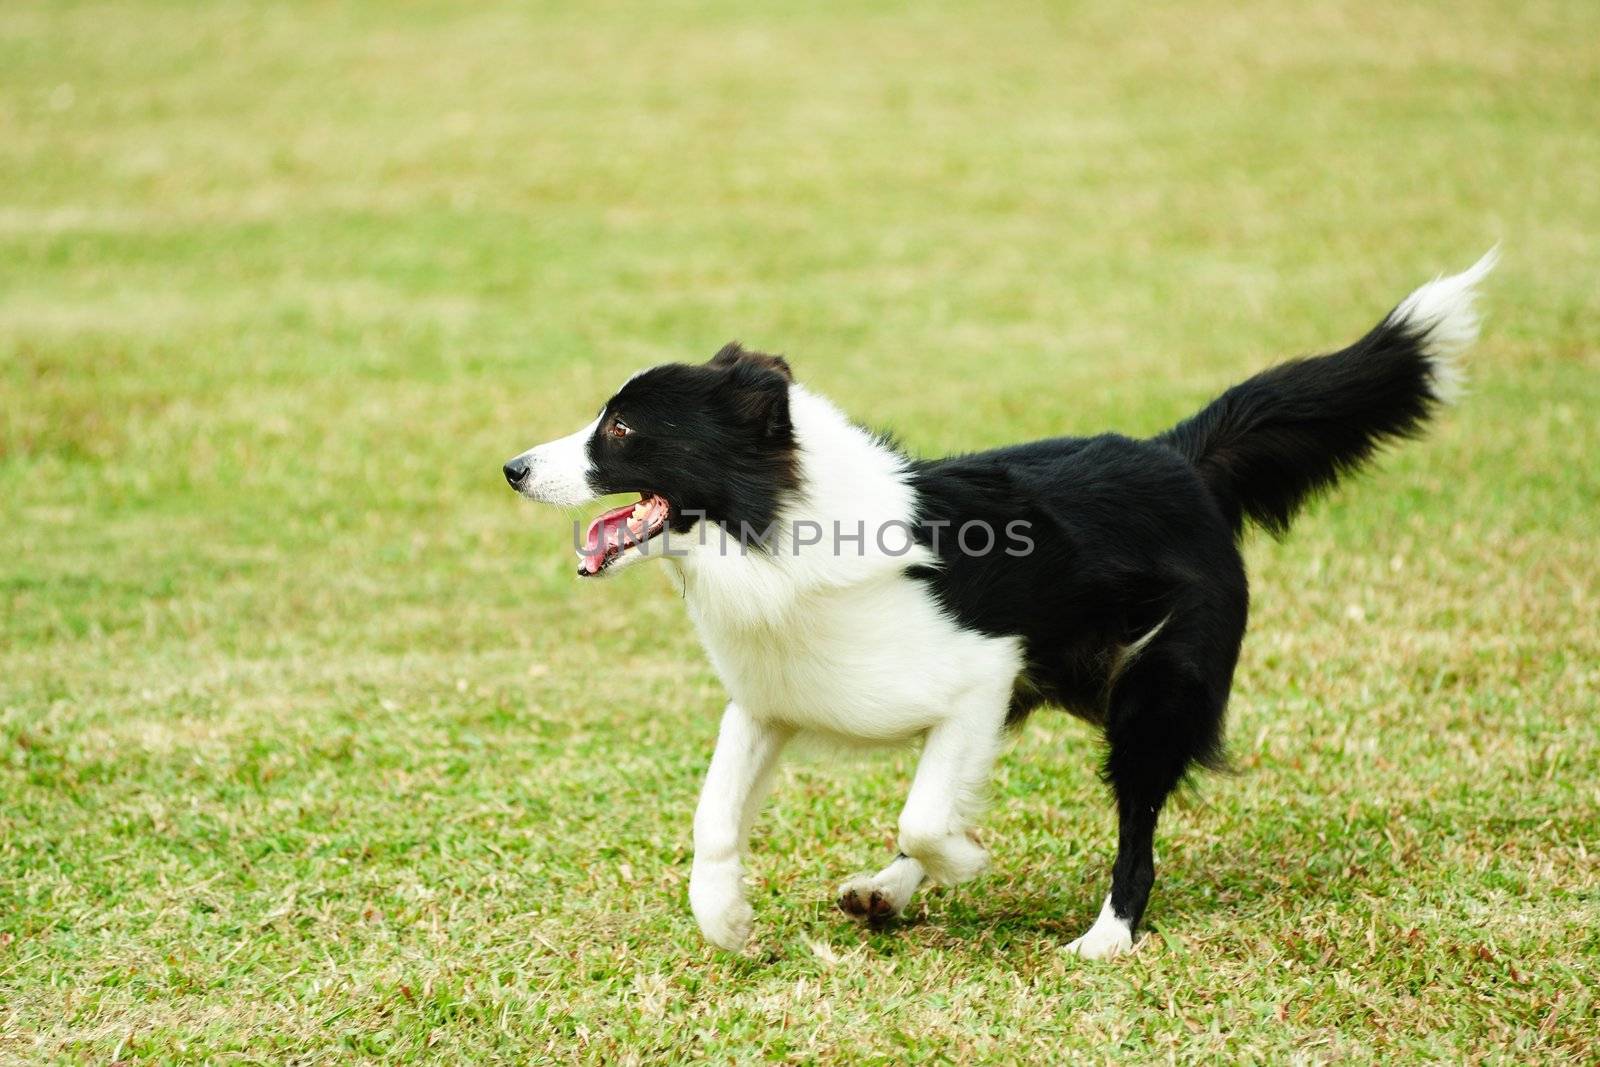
{"left": 2, "top": 0, "right": 1597, "bottom": 1061}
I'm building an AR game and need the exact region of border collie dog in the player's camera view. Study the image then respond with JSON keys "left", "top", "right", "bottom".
{"left": 504, "top": 253, "right": 1494, "bottom": 958}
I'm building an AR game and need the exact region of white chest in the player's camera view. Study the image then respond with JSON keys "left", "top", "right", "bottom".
{"left": 680, "top": 568, "right": 1022, "bottom": 742}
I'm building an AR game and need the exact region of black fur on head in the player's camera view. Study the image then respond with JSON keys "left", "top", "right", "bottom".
{"left": 588, "top": 342, "right": 800, "bottom": 536}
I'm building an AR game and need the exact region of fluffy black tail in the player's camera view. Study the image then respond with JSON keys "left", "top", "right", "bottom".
{"left": 1159, "top": 251, "right": 1497, "bottom": 537}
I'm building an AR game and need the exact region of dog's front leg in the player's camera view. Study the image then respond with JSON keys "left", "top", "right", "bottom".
{"left": 839, "top": 690, "right": 1007, "bottom": 923}
{"left": 689, "top": 701, "right": 791, "bottom": 951}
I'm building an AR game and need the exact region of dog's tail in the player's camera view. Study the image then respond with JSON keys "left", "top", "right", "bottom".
{"left": 1158, "top": 249, "right": 1497, "bottom": 538}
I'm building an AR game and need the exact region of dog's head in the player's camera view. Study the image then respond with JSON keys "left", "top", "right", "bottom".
{"left": 503, "top": 343, "right": 799, "bottom": 577}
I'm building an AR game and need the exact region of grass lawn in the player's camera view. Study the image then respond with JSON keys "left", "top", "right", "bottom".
{"left": 3, "top": 0, "right": 1597, "bottom": 1061}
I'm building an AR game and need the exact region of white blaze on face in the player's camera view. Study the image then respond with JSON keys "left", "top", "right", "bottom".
{"left": 509, "top": 417, "right": 601, "bottom": 506}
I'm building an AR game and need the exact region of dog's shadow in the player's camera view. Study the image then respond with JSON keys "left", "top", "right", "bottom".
{"left": 807, "top": 845, "right": 1329, "bottom": 961}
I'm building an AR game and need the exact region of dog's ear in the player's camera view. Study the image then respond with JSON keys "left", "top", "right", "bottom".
{"left": 708, "top": 341, "right": 793, "bottom": 383}
{"left": 713, "top": 346, "right": 792, "bottom": 439}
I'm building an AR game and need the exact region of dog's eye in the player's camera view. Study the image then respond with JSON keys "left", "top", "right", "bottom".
{"left": 606, "top": 417, "right": 632, "bottom": 439}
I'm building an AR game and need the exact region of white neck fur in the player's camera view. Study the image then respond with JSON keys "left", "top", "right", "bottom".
{"left": 666, "top": 385, "right": 932, "bottom": 627}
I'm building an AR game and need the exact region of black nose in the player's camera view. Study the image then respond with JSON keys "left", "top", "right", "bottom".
{"left": 503, "top": 457, "right": 530, "bottom": 487}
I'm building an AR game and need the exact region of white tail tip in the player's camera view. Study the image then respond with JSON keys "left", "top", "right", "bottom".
{"left": 1388, "top": 246, "right": 1499, "bottom": 404}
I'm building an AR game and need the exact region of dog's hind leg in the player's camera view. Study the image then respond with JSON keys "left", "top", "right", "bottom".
{"left": 1067, "top": 639, "right": 1231, "bottom": 960}
{"left": 838, "top": 684, "right": 1008, "bottom": 924}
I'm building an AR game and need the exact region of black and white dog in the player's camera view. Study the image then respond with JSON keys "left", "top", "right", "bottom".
{"left": 503, "top": 252, "right": 1494, "bottom": 958}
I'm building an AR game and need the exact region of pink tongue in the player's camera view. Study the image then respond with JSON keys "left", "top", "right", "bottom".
{"left": 581, "top": 503, "right": 637, "bottom": 574}
{"left": 585, "top": 499, "right": 671, "bottom": 574}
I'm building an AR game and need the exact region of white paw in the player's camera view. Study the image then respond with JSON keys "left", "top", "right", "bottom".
{"left": 836, "top": 875, "right": 902, "bottom": 924}
{"left": 690, "top": 867, "right": 753, "bottom": 951}
{"left": 1065, "top": 897, "right": 1135, "bottom": 960}
{"left": 698, "top": 896, "right": 753, "bottom": 951}
{"left": 1065, "top": 925, "right": 1133, "bottom": 960}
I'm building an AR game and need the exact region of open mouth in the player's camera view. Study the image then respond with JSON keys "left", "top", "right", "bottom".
{"left": 578, "top": 493, "right": 671, "bottom": 576}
